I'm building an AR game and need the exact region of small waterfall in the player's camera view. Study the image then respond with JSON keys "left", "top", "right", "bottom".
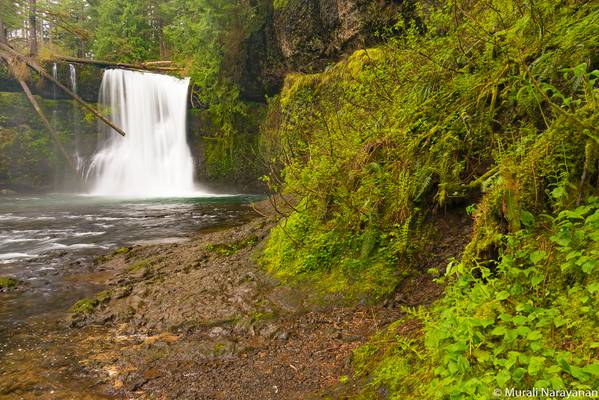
{"left": 68, "top": 64, "right": 77, "bottom": 94}
{"left": 51, "top": 63, "right": 60, "bottom": 188}
{"left": 52, "top": 63, "right": 58, "bottom": 97}
{"left": 87, "top": 69, "right": 198, "bottom": 197}
{"left": 68, "top": 64, "right": 82, "bottom": 172}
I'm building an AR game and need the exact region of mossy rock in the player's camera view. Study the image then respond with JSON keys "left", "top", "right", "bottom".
{"left": 95, "top": 290, "right": 112, "bottom": 304}
{"left": 72, "top": 298, "right": 99, "bottom": 314}
{"left": 207, "top": 236, "right": 258, "bottom": 256}
{"left": 0, "top": 277, "right": 19, "bottom": 290}
{"left": 127, "top": 260, "right": 152, "bottom": 275}
{"left": 113, "top": 247, "right": 132, "bottom": 256}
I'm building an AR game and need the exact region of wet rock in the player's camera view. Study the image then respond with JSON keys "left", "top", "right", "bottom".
{"left": 125, "top": 372, "right": 149, "bottom": 391}
{"left": 208, "top": 327, "right": 230, "bottom": 338}
{"left": 114, "top": 286, "right": 132, "bottom": 299}
{"left": 128, "top": 295, "right": 145, "bottom": 310}
{"left": 259, "top": 323, "right": 279, "bottom": 339}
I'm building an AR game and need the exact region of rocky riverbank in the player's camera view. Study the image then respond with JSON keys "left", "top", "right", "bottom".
{"left": 58, "top": 198, "right": 462, "bottom": 399}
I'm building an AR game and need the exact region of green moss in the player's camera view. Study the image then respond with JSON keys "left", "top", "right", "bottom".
{"left": 0, "top": 277, "right": 19, "bottom": 289}
{"left": 113, "top": 247, "right": 131, "bottom": 256}
{"left": 250, "top": 310, "right": 276, "bottom": 323}
{"left": 95, "top": 290, "right": 112, "bottom": 303}
{"left": 207, "top": 236, "right": 258, "bottom": 256}
{"left": 71, "top": 289, "right": 114, "bottom": 314}
{"left": 127, "top": 260, "right": 153, "bottom": 278}
{"left": 71, "top": 298, "right": 98, "bottom": 314}
{"left": 272, "top": 0, "right": 288, "bottom": 10}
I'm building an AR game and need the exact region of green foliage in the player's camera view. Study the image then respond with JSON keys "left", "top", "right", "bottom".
{"left": 261, "top": 0, "right": 598, "bottom": 299}
{"left": 0, "top": 92, "right": 95, "bottom": 188}
{"left": 163, "top": 1, "right": 266, "bottom": 183}
{"left": 257, "top": 0, "right": 599, "bottom": 395}
{"left": 353, "top": 198, "right": 599, "bottom": 398}
{"left": 197, "top": 102, "right": 268, "bottom": 183}
{"left": 72, "top": 289, "right": 114, "bottom": 314}
{"left": 91, "top": 0, "right": 168, "bottom": 62}
{"left": 113, "top": 247, "right": 131, "bottom": 256}
{"left": 127, "top": 260, "right": 151, "bottom": 274}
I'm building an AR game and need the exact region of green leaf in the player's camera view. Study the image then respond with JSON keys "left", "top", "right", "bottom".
{"left": 527, "top": 330, "right": 542, "bottom": 341}
{"left": 512, "top": 315, "right": 527, "bottom": 325}
{"left": 515, "top": 326, "right": 530, "bottom": 337}
{"left": 520, "top": 211, "right": 535, "bottom": 227}
{"left": 495, "top": 291, "right": 510, "bottom": 301}
{"left": 582, "top": 362, "right": 599, "bottom": 377}
{"left": 529, "top": 341, "right": 543, "bottom": 352}
{"left": 582, "top": 259, "right": 598, "bottom": 274}
{"left": 496, "top": 369, "right": 511, "bottom": 387}
{"left": 529, "top": 250, "right": 547, "bottom": 264}
{"left": 587, "top": 282, "right": 599, "bottom": 294}
{"left": 570, "top": 366, "right": 590, "bottom": 381}
{"left": 531, "top": 274, "right": 544, "bottom": 287}
{"left": 473, "top": 349, "right": 490, "bottom": 363}
{"left": 528, "top": 356, "right": 545, "bottom": 376}
{"left": 559, "top": 358, "right": 571, "bottom": 373}
{"left": 512, "top": 367, "right": 526, "bottom": 382}
{"left": 554, "top": 316, "right": 567, "bottom": 328}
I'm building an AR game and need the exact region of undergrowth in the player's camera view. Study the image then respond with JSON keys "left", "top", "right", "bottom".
{"left": 352, "top": 198, "right": 599, "bottom": 398}
{"left": 259, "top": 0, "right": 599, "bottom": 394}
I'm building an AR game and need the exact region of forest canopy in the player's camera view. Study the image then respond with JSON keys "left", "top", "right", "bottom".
{"left": 0, "top": 0, "right": 253, "bottom": 101}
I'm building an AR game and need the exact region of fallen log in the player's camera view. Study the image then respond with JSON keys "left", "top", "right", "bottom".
{"left": 0, "top": 51, "right": 79, "bottom": 175}
{"left": 17, "top": 78, "right": 78, "bottom": 174}
{"left": 54, "top": 55, "right": 179, "bottom": 72}
{"left": 143, "top": 60, "right": 173, "bottom": 66}
{"left": 0, "top": 43, "right": 126, "bottom": 137}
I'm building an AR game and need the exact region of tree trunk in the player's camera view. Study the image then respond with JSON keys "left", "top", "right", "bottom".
{"left": 28, "top": 0, "right": 38, "bottom": 56}
{"left": 0, "top": 16, "right": 7, "bottom": 45}
{"left": 54, "top": 55, "right": 177, "bottom": 72}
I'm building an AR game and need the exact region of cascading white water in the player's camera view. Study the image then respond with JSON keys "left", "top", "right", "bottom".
{"left": 68, "top": 64, "right": 84, "bottom": 173}
{"left": 87, "top": 69, "right": 197, "bottom": 197}
{"left": 69, "top": 64, "right": 77, "bottom": 94}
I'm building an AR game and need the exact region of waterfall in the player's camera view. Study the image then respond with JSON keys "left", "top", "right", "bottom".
{"left": 68, "top": 64, "right": 77, "bottom": 94}
{"left": 51, "top": 63, "right": 60, "bottom": 188}
{"left": 68, "top": 64, "right": 83, "bottom": 172}
{"left": 52, "top": 63, "right": 58, "bottom": 97}
{"left": 87, "top": 69, "right": 198, "bottom": 197}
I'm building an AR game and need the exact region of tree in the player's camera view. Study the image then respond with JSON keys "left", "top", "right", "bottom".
{"left": 0, "top": 15, "right": 6, "bottom": 45}
{"left": 27, "top": 0, "right": 37, "bottom": 55}
{"left": 92, "top": 0, "right": 163, "bottom": 62}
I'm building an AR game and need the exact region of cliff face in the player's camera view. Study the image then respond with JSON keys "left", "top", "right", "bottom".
{"left": 239, "top": 0, "right": 400, "bottom": 100}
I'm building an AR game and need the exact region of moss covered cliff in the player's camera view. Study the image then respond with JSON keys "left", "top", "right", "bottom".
{"left": 258, "top": 0, "right": 599, "bottom": 396}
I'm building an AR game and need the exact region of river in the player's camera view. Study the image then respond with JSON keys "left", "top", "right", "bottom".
{"left": 0, "top": 193, "right": 260, "bottom": 398}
